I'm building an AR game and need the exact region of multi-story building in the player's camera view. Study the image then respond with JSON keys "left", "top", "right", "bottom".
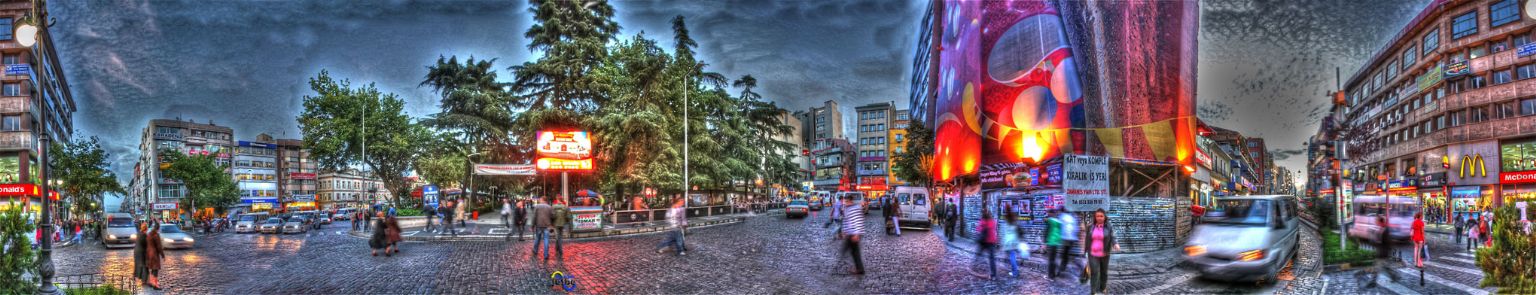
{"left": 909, "top": 0, "right": 939, "bottom": 128}
{"left": 1245, "top": 138, "right": 1270, "bottom": 193}
{"left": 318, "top": 170, "right": 386, "bottom": 209}
{"left": 275, "top": 137, "right": 318, "bottom": 209}
{"left": 793, "top": 100, "right": 844, "bottom": 149}
{"left": 772, "top": 110, "right": 809, "bottom": 183}
{"left": 132, "top": 118, "right": 234, "bottom": 218}
{"left": 854, "top": 102, "right": 894, "bottom": 197}
{"left": 810, "top": 138, "right": 855, "bottom": 191}
{"left": 0, "top": 0, "right": 76, "bottom": 214}
{"left": 234, "top": 134, "right": 280, "bottom": 212}
{"left": 1337, "top": 0, "right": 1536, "bottom": 214}
{"left": 888, "top": 109, "right": 911, "bottom": 186}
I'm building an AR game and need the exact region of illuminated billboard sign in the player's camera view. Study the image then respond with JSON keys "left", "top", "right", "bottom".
{"left": 536, "top": 131, "right": 592, "bottom": 160}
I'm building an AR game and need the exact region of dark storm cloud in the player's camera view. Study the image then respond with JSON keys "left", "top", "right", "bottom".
{"left": 52, "top": 0, "right": 527, "bottom": 183}
{"left": 1198, "top": 0, "right": 1432, "bottom": 185}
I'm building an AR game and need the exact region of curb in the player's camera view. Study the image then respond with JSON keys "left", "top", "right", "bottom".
{"left": 347, "top": 216, "right": 747, "bottom": 242}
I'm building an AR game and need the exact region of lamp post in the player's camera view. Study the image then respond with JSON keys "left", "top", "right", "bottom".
{"left": 17, "top": 8, "right": 60, "bottom": 293}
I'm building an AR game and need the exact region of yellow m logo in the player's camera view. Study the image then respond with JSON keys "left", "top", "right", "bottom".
{"left": 1460, "top": 155, "right": 1486, "bottom": 178}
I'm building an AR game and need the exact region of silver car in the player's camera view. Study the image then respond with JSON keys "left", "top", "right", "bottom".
{"left": 158, "top": 224, "right": 196, "bottom": 249}
{"left": 1183, "top": 195, "right": 1300, "bottom": 283}
{"left": 259, "top": 218, "right": 284, "bottom": 234}
{"left": 101, "top": 213, "right": 138, "bottom": 249}
{"left": 283, "top": 217, "right": 309, "bottom": 234}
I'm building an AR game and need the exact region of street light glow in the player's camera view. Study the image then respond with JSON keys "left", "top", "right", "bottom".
{"left": 15, "top": 23, "right": 37, "bottom": 48}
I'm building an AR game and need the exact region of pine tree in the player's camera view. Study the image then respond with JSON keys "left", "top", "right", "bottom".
{"left": 1474, "top": 202, "right": 1536, "bottom": 292}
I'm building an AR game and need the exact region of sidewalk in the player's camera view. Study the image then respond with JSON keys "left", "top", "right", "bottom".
{"left": 348, "top": 210, "right": 758, "bottom": 242}
{"left": 934, "top": 227, "right": 1184, "bottom": 277}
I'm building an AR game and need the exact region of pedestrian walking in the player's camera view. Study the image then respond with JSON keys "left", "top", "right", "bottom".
{"left": 1083, "top": 209, "right": 1119, "bottom": 294}
{"left": 1003, "top": 207, "right": 1028, "bottom": 278}
{"left": 501, "top": 198, "right": 512, "bottom": 228}
{"left": 1453, "top": 213, "right": 1464, "bottom": 245}
{"left": 133, "top": 222, "right": 148, "bottom": 287}
{"left": 1481, "top": 211, "right": 1492, "bottom": 247}
{"left": 1045, "top": 208, "right": 1064, "bottom": 279}
{"left": 363, "top": 209, "right": 373, "bottom": 232}
{"left": 370, "top": 211, "right": 389, "bottom": 257}
{"left": 511, "top": 199, "right": 529, "bottom": 241}
{"left": 885, "top": 196, "right": 902, "bottom": 236}
{"left": 386, "top": 212, "right": 402, "bottom": 254}
{"left": 1367, "top": 215, "right": 1399, "bottom": 288}
{"left": 655, "top": 197, "right": 689, "bottom": 256}
{"left": 971, "top": 208, "right": 1000, "bottom": 278}
{"left": 71, "top": 223, "right": 83, "bottom": 245}
{"left": 456, "top": 198, "right": 467, "bottom": 227}
{"left": 532, "top": 197, "right": 554, "bottom": 261}
{"left": 838, "top": 195, "right": 866, "bottom": 275}
{"left": 1412, "top": 212, "right": 1426, "bottom": 268}
{"left": 826, "top": 195, "right": 845, "bottom": 228}
{"left": 439, "top": 201, "right": 457, "bottom": 236}
{"left": 1059, "top": 209, "right": 1081, "bottom": 280}
{"left": 423, "top": 203, "right": 436, "bottom": 233}
{"left": 552, "top": 199, "right": 569, "bottom": 259}
{"left": 145, "top": 222, "right": 164, "bottom": 290}
{"left": 944, "top": 199, "right": 959, "bottom": 242}
{"left": 1468, "top": 215, "right": 1480, "bottom": 251}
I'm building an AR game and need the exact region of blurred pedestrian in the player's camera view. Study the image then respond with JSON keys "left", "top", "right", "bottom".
{"left": 1045, "top": 208, "right": 1063, "bottom": 279}
{"left": 655, "top": 197, "right": 689, "bottom": 256}
{"left": 1058, "top": 209, "right": 1081, "bottom": 280}
{"left": 363, "top": 209, "right": 373, "bottom": 232}
{"left": 510, "top": 199, "right": 528, "bottom": 241}
{"left": 1468, "top": 215, "right": 1480, "bottom": 251}
{"left": 1083, "top": 209, "right": 1119, "bottom": 294}
{"left": 1002, "top": 206, "right": 1023, "bottom": 277}
{"left": 552, "top": 199, "right": 569, "bottom": 259}
{"left": 1412, "top": 212, "right": 1426, "bottom": 267}
{"left": 839, "top": 195, "right": 866, "bottom": 275}
{"left": 439, "top": 201, "right": 457, "bottom": 236}
{"left": 133, "top": 222, "right": 148, "bottom": 287}
{"left": 1367, "top": 214, "right": 1399, "bottom": 288}
{"left": 145, "top": 222, "right": 164, "bottom": 289}
{"left": 973, "top": 208, "right": 999, "bottom": 279}
{"left": 885, "top": 196, "right": 902, "bottom": 236}
{"left": 370, "top": 211, "right": 389, "bottom": 257}
{"left": 501, "top": 198, "right": 512, "bottom": 228}
{"left": 532, "top": 197, "right": 554, "bottom": 262}
{"left": 1189, "top": 203, "right": 1205, "bottom": 228}
{"left": 944, "top": 199, "right": 958, "bottom": 242}
{"left": 1453, "top": 212, "right": 1464, "bottom": 245}
{"left": 386, "top": 212, "right": 402, "bottom": 254}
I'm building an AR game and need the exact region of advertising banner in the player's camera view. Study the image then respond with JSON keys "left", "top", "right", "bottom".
{"left": 473, "top": 164, "right": 537, "bottom": 176}
{"left": 569, "top": 206, "right": 603, "bottom": 231}
{"left": 931, "top": 0, "right": 984, "bottom": 182}
{"left": 1445, "top": 60, "right": 1471, "bottom": 77}
{"left": 153, "top": 203, "right": 178, "bottom": 210}
{"left": 423, "top": 185, "right": 439, "bottom": 209}
{"left": 1063, "top": 154, "right": 1109, "bottom": 212}
{"left": 976, "top": 1, "right": 1086, "bottom": 169}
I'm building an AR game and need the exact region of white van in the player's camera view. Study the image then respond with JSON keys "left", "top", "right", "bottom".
{"left": 892, "top": 186, "right": 932, "bottom": 228}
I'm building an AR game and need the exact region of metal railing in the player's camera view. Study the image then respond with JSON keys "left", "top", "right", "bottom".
{"left": 607, "top": 202, "right": 788, "bottom": 226}
{"left": 54, "top": 272, "right": 138, "bottom": 294}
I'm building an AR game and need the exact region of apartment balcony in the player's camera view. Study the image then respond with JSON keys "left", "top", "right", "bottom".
{"left": 857, "top": 168, "right": 886, "bottom": 176}
{"left": 815, "top": 159, "right": 843, "bottom": 168}
{"left": 0, "top": 96, "right": 31, "bottom": 114}
{"left": 811, "top": 178, "right": 841, "bottom": 186}
{"left": 0, "top": 131, "right": 32, "bottom": 151}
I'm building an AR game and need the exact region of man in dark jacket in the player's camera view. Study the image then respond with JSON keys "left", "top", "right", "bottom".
{"left": 944, "top": 200, "right": 959, "bottom": 241}
{"left": 438, "top": 201, "right": 457, "bottom": 236}
{"left": 509, "top": 199, "right": 529, "bottom": 241}
{"left": 532, "top": 197, "right": 554, "bottom": 262}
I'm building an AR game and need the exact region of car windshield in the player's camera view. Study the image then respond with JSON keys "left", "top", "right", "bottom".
{"left": 107, "top": 217, "right": 134, "bottom": 228}
{"left": 240, "top": 215, "right": 258, "bottom": 221}
{"left": 265, "top": 218, "right": 283, "bottom": 224}
{"left": 1206, "top": 199, "right": 1272, "bottom": 225}
{"left": 790, "top": 200, "right": 807, "bottom": 206}
{"left": 160, "top": 225, "right": 183, "bottom": 233}
{"left": 289, "top": 218, "right": 305, "bottom": 223}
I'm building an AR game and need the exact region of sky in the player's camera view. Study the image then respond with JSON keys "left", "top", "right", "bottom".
{"left": 47, "top": 0, "right": 1430, "bottom": 199}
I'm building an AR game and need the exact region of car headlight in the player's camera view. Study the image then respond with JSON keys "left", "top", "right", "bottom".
{"left": 107, "top": 234, "right": 117, "bottom": 239}
{"left": 1184, "top": 245, "right": 1205, "bottom": 256}
{"left": 162, "top": 238, "right": 174, "bottom": 243}
{"left": 129, "top": 234, "right": 137, "bottom": 239}
{"left": 1238, "top": 249, "right": 1265, "bottom": 262}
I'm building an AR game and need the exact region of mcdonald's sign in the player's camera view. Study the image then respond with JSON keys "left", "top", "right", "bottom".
{"left": 1459, "top": 154, "right": 1487, "bottom": 178}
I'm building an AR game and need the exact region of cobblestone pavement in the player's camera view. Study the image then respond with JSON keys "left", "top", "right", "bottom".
{"left": 54, "top": 211, "right": 1099, "bottom": 294}
{"left": 1098, "top": 222, "right": 1326, "bottom": 295}
{"left": 1318, "top": 230, "right": 1495, "bottom": 295}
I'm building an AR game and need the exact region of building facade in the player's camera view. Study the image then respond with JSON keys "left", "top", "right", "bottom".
{"left": 131, "top": 118, "right": 234, "bottom": 218}
{"left": 275, "top": 138, "right": 317, "bottom": 210}
{"left": 0, "top": 0, "right": 75, "bottom": 215}
{"left": 810, "top": 138, "right": 855, "bottom": 191}
{"left": 773, "top": 110, "right": 809, "bottom": 183}
{"left": 794, "top": 100, "right": 844, "bottom": 149}
{"left": 854, "top": 102, "right": 893, "bottom": 197}
{"left": 234, "top": 135, "right": 279, "bottom": 212}
{"left": 888, "top": 109, "right": 911, "bottom": 186}
{"left": 1336, "top": 0, "right": 1536, "bottom": 217}
{"left": 318, "top": 170, "right": 385, "bottom": 209}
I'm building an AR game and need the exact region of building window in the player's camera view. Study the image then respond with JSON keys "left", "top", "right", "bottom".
{"left": 1402, "top": 46, "right": 1417, "bottom": 68}
{"left": 1497, "top": 101, "right": 1518, "bottom": 118}
{"left": 0, "top": 18, "right": 10, "bottom": 41}
{"left": 0, "top": 54, "right": 15, "bottom": 65}
{"left": 1470, "top": 105, "right": 1490, "bottom": 123}
{"left": 1518, "top": 32, "right": 1534, "bottom": 47}
{"left": 0, "top": 115, "right": 18, "bottom": 131}
{"left": 1519, "top": 64, "right": 1536, "bottom": 80}
{"left": 1522, "top": 98, "right": 1536, "bottom": 116}
{"left": 1452, "top": 11, "right": 1478, "bottom": 40}
{"left": 1, "top": 83, "right": 17, "bottom": 96}
{"left": 1492, "top": 38, "right": 1511, "bottom": 53}
{"left": 1491, "top": 0, "right": 1520, "bottom": 28}
{"left": 1423, "top": 27, "right": 1440, "bottom": 55}
{"left": 1494, "top": 69, "right": 1514, "bottom": 84}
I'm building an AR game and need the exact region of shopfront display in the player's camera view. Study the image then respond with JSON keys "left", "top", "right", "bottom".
{"left": 1500, "top": 138, "right": 1536, "bottom": 206}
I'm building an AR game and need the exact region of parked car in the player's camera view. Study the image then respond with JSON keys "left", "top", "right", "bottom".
{"left": 158, "top": 224, "right": 196, "bottom": 249}
{"left": 235, "top": 212, "right": 270, "bottom": 233}
{"left": 785, "top": 200, "right": 810, "bottom": 218}
{"left": 333, "top": 208, "right": 355, "bottom": 221}
{"left": 259, "top": 218, "right": 284, "bottom": 234}
{"left": 283, "top": 217, "right": 309, "bottom": 234}
{"left": 892, "top": 186, "right": 932, "bottom": 228}
{"left": 102, "top": 213, "right": 138, "bottom": 249}
{"left": 1183, "top": 195, "right": 1300, "bottom": 283}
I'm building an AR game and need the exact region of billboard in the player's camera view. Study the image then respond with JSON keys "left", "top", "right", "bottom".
{"left": 977, "top": 1, "right": 1085, "bottom": 168}
{"left": 930, "top": 0, "right": 983, "bottom": 182}
{"left": 536, "top": 131, "right": 594, "bottom": 171}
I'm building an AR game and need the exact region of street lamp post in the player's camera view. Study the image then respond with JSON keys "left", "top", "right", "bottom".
{"left": 17, "top": 8, "right": 61, "bottom": 293}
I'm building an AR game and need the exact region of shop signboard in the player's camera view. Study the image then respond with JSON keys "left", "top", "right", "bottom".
{"left": 1445, "top": 60, "right": 1471, "bottom": 77}
{"left": 1519, "top": 42, "right": 1536, "bottom": 57}
{"left": 569, "top": 206, "right": 603, "bottom": 231}
{"left": 1063, "top": 154, "right": 1109, "bottom": 212}
{"left": 289, "top": 172, "right": 316, "bottom": 180}
{"left": 1502, "top": 170, "right": 1536, "bottom": 184}
{"left": 153, "top": 203, "right": 177, "bottom": 210}
{"left": 1448, "top": 141, "right": 1502, "bottom": 185}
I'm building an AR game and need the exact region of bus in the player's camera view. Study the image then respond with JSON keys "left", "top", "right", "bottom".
{"left": 1347, "top": 195, "right": 1419, "bottom": 243}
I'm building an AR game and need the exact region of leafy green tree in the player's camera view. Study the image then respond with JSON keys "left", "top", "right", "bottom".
{"left": 413, "top": 132, "right": 467, "bottom": 189}
{"left": 590, "top": 33, "right": 682, "bottom": 195}
{"left": 297, "top": 70, "right": 428, "bottom": 206}
{"left": 1476, "top": 203, "right": 1536, "bottom": 292}
{"left": 48, "top": 137, "right": 125, "bottom": 217}
{"left": 161, "top": 151, "right": 239, "bottom": 216}
{"left": 892, "top": 122, "right": 934, "bottom": 187}
{"left": 0, "top": 203, "right": 36, "bottom": 294}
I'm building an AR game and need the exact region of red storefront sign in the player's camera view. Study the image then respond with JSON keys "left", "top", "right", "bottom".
{"left": 0, "top": 184, "right": 59, "bottom": 200}
{"left": 1501, "top": 170, "right": 1536, "bottom": 184}
{"left": 289, "top": 172, "right": 317, "bottom": 180}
